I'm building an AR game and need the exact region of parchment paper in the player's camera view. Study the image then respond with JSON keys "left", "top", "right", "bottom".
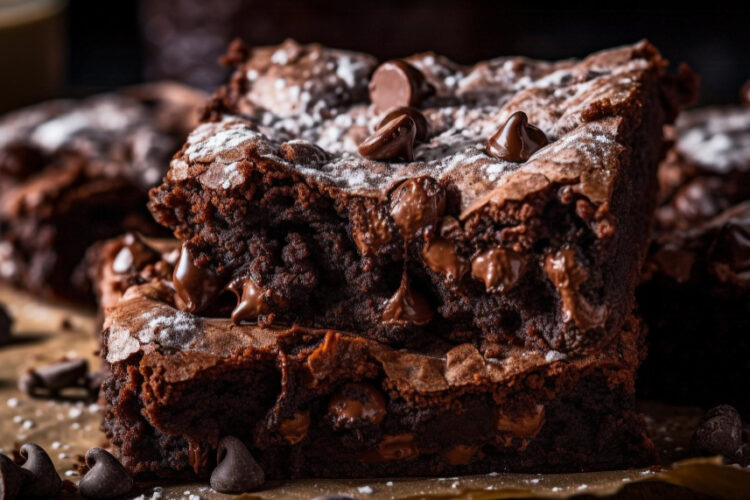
{"left": 0, "top": 285, "right": 748, "bottom": 499}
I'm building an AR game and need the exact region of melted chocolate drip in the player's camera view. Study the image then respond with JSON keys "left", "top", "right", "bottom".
{"left": 227, "top": 276, "right": 269, "bottom": 323}
{"left": 173, "top": 243, "right": 222, "bottom": 313}
{"left": 422, "top": 237, "right": 467, "bottom": 280}
{"left": 470, "top": 247, "right": 527, "bottom": 292}
{"left": 380, "top": 274, "right": 433, "bottom": 325}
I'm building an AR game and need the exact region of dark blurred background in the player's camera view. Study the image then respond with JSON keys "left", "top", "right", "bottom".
{"left": 2, "top": 1, "right": 750, "bottom": 112}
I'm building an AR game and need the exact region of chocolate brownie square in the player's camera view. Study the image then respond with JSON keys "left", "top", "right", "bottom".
{"left": 149, "top": 39, "right": 695, "bottom": 355}
{"left": 638, "top": 101, "right": 750, "bottom": 416}
{"left": 0, "top": 83, "right": 204, "bottom": 303}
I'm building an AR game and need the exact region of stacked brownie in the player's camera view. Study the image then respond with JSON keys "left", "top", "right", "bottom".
{"left": 638, "top": 95, "right": 750, "bottom": 416}
{"left": 99, "top": 39, "right": 696, "bottom": 478}
{"left": 0, "top": 83, "right": 204, "bottom": 303}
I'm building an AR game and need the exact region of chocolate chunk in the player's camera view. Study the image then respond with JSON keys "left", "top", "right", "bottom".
{"left": 358, "top": 114, "right": 416, "bottom": 162}
{"left": 422, "top": 237, "right": 467, "bottom": 280}
{"left": 18, "top": 443, "right": 61, "bottom": 498}
{"left": 389, "top": 177, "right": 446, "bottom": 237}
{"left": 368, "top": 60, "right": 434, "bottom": 111}
{"left": 77, "top": 448, "right": 134, "bottom": 499}
{"left": 278, "top": 410, "right": 311, "bottom": 445}
{"left": 328, "top": 383, "right": 387, "bottom": 429}
{"left": 20, "top": 359, "right": 89, "bottom": 396}
{"left": 210, "top": 436, "right": 265, "bottom": 493}
{"left": 227, "top": 276, "right": 269, "bottom": 323}
{"left": 279, "top": 140, "right": 330, "bottom": 167}
{"left": 0, "top": 454, "right": 29, "bottom": 500}
{"left": 173, "top": 243, "right": 223, "bottom": 313}
{"left": 486, "top": 111, "right": 548, "bottom": 162}
{"left": 376, "top": 106, "right": 429, "bottom": 141}
{"left": 471, "top": 247, "right": 527, "bottom": 293}
{"left": 359, "top": 434, "right": 419, "bottom": 462}
{"left": 692, "top": 405, "right": 743, "bottom": 458}
{"left": 380, "top": 275, "right": 433, "bottom": 325}
{"left": 0, "top": 304, "right": 12, "bottom": 346}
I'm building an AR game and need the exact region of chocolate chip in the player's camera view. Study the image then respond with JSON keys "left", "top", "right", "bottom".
{"left": 376, "top": 106, "right": 429, "bottom": 141}
{"left": 173, "top": 243, "right": 223, "bottom": 313}
{"left": 471, "top": 247, "right": 527, "bottom": 293}
{"left": 368, "top": 60, "right": 434, "bottom": 111}
{"left": 279, "top": 140, "right": 330, "bottom": 167}
{"left": 0, "top": 304, "right": 12, "bottom": 346}
{"left": 227, "top": 276, "right": 268, "bottom": 324}
{"left": 358, "top": 114, "right": 416, "bottom": 162}
{"left": 692, "top": 405, "right": 743, "bottom": 458}
{"left": 0, "top": 454, "right": 29, "bottom": 500}
{"left": 486, "top": 111, "right": 548, "bottom": 162}
{"left": 328, "top": 383, "right": 387, "bottom": 429}
{"left": 210, "top": 436, "right": 265, "bottom": 493}
{"left": 77, "top": 448, "right": 133, "bottom": 499}
{"left": 18, "top": 443, "right": 61, "bottom": 498}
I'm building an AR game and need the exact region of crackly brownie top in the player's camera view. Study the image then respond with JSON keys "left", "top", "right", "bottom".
{"left": 170, "top": 39, "right": 690, "bottom": 217}
{"left": 0, "top": 84, "right": 205, "bottom": 196}
{"left": 672, "top": 106, "right": 750, "bottom": 174}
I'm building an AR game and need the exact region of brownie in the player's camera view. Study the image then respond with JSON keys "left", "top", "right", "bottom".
{"left": 0, "top": 83, "right": 204, "bottom": 303}
{"left": 148, "top": 39, "right": 695, "bottom": 354}
{"left": 655, "top": 105, "right": 750, "bottom": 232}
{"left": 100, "top": 269, "right": 655, "bottom": 478}
{"left": 638, "top": 101, "right": 750, "bottom": 416}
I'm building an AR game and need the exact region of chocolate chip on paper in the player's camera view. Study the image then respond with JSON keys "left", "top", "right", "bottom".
{"left": 77, "top": 447, "right": 134, "bottom": 499}
{"left": 18, "top": 443, "right": 62, "bottom": 498}
{"left": 0, "top": 454, "right": 29, "bottom": 500}
{"left": 210, "top": 436, "right": 265, "bottom": 493}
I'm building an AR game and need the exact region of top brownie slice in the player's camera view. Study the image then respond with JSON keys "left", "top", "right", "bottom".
{"left": 149, "top": 40, "right": 695, "bottom": 354}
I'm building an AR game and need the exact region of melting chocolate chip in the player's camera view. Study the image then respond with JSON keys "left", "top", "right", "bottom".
{"left": 350, "top": 201, "right": 392, "bottom": 256}
{"left": 279, "top": 140, "right": 330, "bottom": 167}
{"left": 0, "top": 304, "right": 12, "bottom": 346}
{"left": 380, "top": 275, "right": 433, "bottom": 325}
{"left": 442, "top": 444, "right": 479, "bottom": 465}
{"left": 278, "top": 410, "right": 311, "bottom": 445}
{"left": 18, "top": 443, "right": 61, "bottom": 498}
{"left": 20, "top": 358, "right": 89, "bottom": 397}
{"left": 358, "top": 114, "right": 416, "bottom": 162}
{"left": 389, "top": 177, "right": 446, "bottom": 237}
{"left": 173, "top": 243, "right": 223, "bottom": 313}
{"left": 368, "top": 60, "right": 434, "bottom": 111}
{"left": 486, "top": 111, "right": 548, "bottom": 162}
{"left": 422, "top": 238, "right": 467, "bottom": 280}
{"left": 227, "top": 276, "right": 269, "bottom": 324}
{"left": 376, "top": 106, "right": 429, "bottom": 141}
{"left": 0, "top": 454, "right": 28, "bottom": 500}
{"left": 210, "top": 436, "right": 265, "bottom": 493}
{"left": 471, "top": 247, "right": 527, "bottom": 293}
{"left": 328, "top": 383, "right": 387, "bottom": 429}
{"left": 692, "top": 405, "right": 743, "bottom": 458}
{"left": 543, "top": 249, "right": 607, "bottom": 331}
{"left": 77, "top": 448, "right": 134, "bottom": 499}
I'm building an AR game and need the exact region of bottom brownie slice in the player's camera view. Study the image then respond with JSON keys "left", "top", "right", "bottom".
{"left": 100, "top": 276, "right": 655, "bottom": 478}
